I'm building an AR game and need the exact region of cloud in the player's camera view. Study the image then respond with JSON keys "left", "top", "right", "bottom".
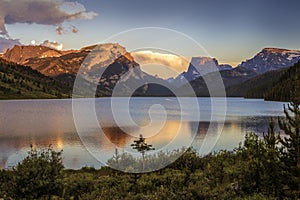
{"left": 72, "top": 26, "right": 79, "bottom": 34}
{"left": 56, "top": 25, "right": 64, "bottom": 35}
{"left": 41, "top": 40, "right": 64, "bottom": 51}
{"left": 56, "top": 25, "right": 79, "bottom": 35}
{"left": 0, "top": 37, "right": 21, "bottom": 52}
{"left": 0, "top": 0, "right": 98, "bottom": 36}
{"left": 132, "top": 51, "right": 190, "bottom": 73}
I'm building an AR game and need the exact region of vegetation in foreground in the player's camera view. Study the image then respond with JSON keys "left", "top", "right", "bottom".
{"left": 0, "top": 83, "right": 299, "bottom": 200}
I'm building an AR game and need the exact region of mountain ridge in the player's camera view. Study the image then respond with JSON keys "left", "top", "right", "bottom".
{"left": 238, "top": 47, "right": 300, "bottom": 74}
{"left": 0, "top": 44, "right": 300, "bottom": 99}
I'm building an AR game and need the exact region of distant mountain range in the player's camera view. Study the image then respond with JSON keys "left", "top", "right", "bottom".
{"left": 177, "top": 48, "right": 300, "bottom": 100}
{"left": 0, "top": 44, "right": 300, "bottom": 101}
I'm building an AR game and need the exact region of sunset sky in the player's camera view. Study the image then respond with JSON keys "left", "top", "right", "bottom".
{"left": 1, "top": 0, "right": 300, "bottom": 68}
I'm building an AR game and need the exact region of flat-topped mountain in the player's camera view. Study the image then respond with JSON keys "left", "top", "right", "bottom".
{"left": 168, "top": 57, "right": 233, "bottom": 87}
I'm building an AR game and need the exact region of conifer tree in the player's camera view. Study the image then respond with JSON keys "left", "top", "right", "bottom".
{"left": 278, "top": 74, "right": 300, "bottom": 197}
{"left": 131, "top": 134, "right": 155, "bottom": 172}
{"left": 263, "top": 118, "right": 281, "bottom": 197}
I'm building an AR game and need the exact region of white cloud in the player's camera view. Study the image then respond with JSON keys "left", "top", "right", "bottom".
{"left": 0, "top": 0, "right": 98, "bottom": 36}
{"left": 132, "top": 51, "right": 190, "bottom": 73}
{"left": 41, "top": 40, "right": 64, "bottom": 51}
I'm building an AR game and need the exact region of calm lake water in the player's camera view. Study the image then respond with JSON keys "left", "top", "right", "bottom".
{"left": 0, "top": 98, "right": 286, "bottom": 169}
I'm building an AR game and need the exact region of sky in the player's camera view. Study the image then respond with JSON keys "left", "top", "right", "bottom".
{"left": 1, "top": 0, "right": 300, "bottom": 69}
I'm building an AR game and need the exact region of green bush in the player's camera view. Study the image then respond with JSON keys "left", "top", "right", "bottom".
{"left": 12, "top": 146, "right": 64, "bottom": 199}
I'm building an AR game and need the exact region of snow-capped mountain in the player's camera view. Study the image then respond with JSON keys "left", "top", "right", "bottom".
{"left": 238, "top": 48, "right": 300, "bottom": 74}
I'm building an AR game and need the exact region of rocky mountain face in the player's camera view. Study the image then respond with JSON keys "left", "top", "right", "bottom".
{"left": 3, "top": 45, "right": 64, "bottom": 65}
{"left": 2, "top": 44, "right": 125, "bottom": 76}
{"left": 168, "top": 57, "right": 232, "bottom": 87}
{"left": 183, "top": 57, "right": 220, "bottom": 81}
{"left": 2, "top": 43, "right": 174, "bottom": 97}
{"left": 176, "top": 47, "right": 300, "bottom": 97}
{"left": 176, "top": 66, "right": 257, "bottom": 96}
{"left": 238, "top": 48, "right": 300, "bottom": 74}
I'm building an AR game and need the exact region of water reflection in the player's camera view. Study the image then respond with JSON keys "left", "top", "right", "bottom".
{"left": 0, "top": 98, "right": 285, "bottom": 169}
{"left": 0, "top": 119, "right": 274, "bottom": 169}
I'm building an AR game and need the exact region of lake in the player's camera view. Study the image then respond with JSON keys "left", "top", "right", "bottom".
{"left": 0, "top": 98, "right": 286, "bottom": 169}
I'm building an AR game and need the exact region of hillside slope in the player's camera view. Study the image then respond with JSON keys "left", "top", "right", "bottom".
{"left": 0, "top": 58, "right": 71, "bottom": 99}
{"left": 264, "top": 61, "right": 300, "bottom": 101}
{"left": 227, "top": 60, "right": 300, "bottom": 101}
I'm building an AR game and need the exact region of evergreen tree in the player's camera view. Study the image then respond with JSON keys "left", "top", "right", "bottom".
{"left": 278, "top": 74, "right": 300, "bottom": 197}
{"left": 262, "top": 119, "right": 282, "bottom": 197}
{"left": 131, "top": 134, "right": 155, "bottom": 172}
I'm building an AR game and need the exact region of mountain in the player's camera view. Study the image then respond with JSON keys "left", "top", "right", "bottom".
{"left": 176, "top": 47, "right": 300, "bottom": 97}
{"left": 176, "top": 66, "right": 257, "bottom": 96}
{"left": 226, "top": 60, "right": 300, "bottom": 101}
{"left": 2, "top": 44, "right": 126, "bottom": 76}
{"left": 3, "top": 45, "right": 64, "bottom": 65}
{"left": 238, "top": 48, "right": 300, "bottom": 74}
{"left": 2, "top": 43, "right": 174, "bottom": 97}
{"left": 87, "top": 51, "right": 174, "bottom": 97}
{"left": 2, "top": 44, "right": 300, "bottom": 99}
{"left": 0, "top": 58, "right": 71, "bottom": 99}
{"left": 169, "top": 57, "right": 233, "bottom": 87}
{"left": 218, "top": 64, "right": 233, "bottom": 71}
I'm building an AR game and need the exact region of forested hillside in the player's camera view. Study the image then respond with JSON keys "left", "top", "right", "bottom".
{"left": 226, "top": 60, "right": 300, "bottom": 102}
{"left": 264, "top": 61, "right": 300, "bottom": 101}
{"left": 0, "top": 58, "right": 71, "bottom": 99}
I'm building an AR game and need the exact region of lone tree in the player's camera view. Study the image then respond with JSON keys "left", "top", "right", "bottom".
{"left": 278, "top": 74, "right": 300, "bottom": 197}
{"left": 131, "top": 134, "right": 155, "bottom": 172}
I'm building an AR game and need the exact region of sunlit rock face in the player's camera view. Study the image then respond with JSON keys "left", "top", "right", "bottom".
{"left": 3, "top": 45, "right": 63, "bottom": 64}
{"left": 1, "top": 43, "right": 129, "bottom": 76}
{"left": 185, "top": 57, "right": 220, "bottom": 80}
{"left": 2, "top": 43, "right": 174, "bottom": 97}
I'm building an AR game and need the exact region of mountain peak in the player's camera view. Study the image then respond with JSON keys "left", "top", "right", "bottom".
{"left": 262, "top": 47, "right": 289, "bottom": 53}
{"left": 3, "top": 45, "right": 63, "bottom": 64}
{"left": 168, "top": 56, "right": 232, "bottom": 87}
{"left": 239, "top": 47, "right": 300, "bottom": 74}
